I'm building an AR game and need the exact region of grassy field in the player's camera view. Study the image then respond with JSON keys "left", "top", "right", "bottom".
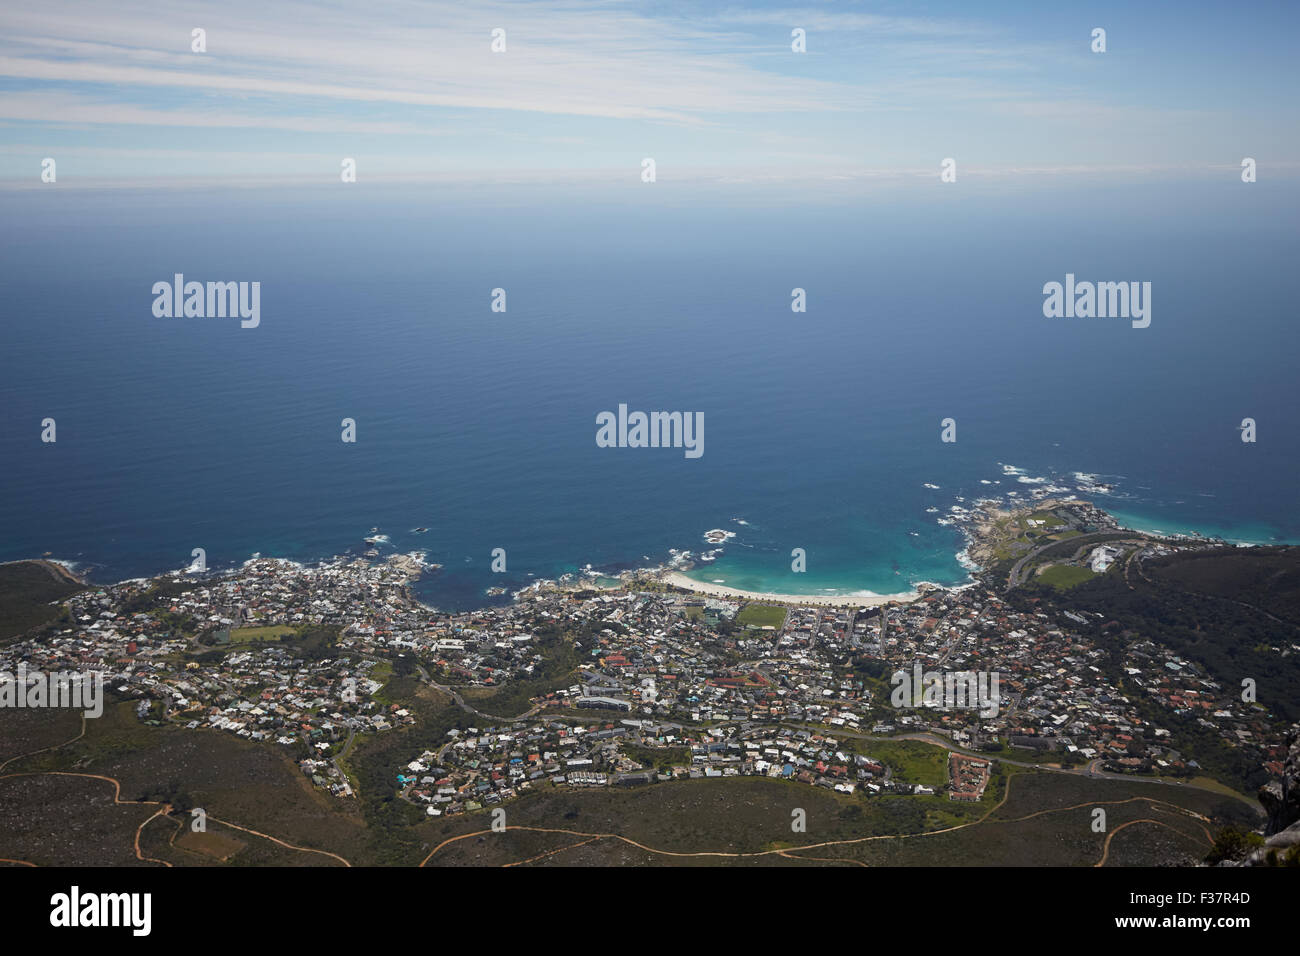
{"left": 174, "top": 828, "right": 248, "bottom": 862}
{"left": 1028, "top": 511, "right": 1067, "bottom": 528}
{"left": 735, "top": 604, "right": 787, "bottom": 629}
{"left": 846, "top": 738, "right": 951, "bottom": 787}
{"left": 1035, "top": 564, "right": 1097, "bottom": 589}
{"left": 1005, "top": 744, "right": 1058, "bottom": 763}
{"left": 229, "top": 624, "right": 296, "bottom": 643}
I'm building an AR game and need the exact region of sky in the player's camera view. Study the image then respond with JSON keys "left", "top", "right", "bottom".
{"left": 0, "top": 0, "right": 1297, "bottom": 188}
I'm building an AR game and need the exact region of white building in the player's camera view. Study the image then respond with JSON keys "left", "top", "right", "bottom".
{"left": 1089, "top": 545, "right": 1122, "bottom": 573}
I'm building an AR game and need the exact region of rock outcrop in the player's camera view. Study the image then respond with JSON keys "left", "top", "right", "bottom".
{"left": 1232, "top": 726, "right": 1300, "bottom": 865}
{"left": 1259, "top": 726, "right": 1300, "bottom": 836}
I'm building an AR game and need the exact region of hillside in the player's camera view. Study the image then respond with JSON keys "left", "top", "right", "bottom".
{"left": 0, "top": 560, "right": 84, "bottom": 641}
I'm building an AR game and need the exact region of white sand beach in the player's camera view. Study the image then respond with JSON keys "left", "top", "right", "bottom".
{"left": 660, "top": 571, "right": 919, "bottom": 608}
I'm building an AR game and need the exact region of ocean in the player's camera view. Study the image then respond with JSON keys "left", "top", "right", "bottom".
{"left": 1, "top": 178, "right": 1297, "bottom": 609}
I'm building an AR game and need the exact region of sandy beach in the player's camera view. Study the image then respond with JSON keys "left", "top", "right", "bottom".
{"left": 660, "top": 571, "right": 919, "bottom": 608}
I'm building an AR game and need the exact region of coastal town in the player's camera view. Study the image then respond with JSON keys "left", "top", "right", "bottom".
{"left": 2, "top": 497, "right": 1291, "bottom": 821}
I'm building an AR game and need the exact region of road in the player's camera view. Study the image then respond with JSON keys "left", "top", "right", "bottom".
{"left": 778, "top": 722, "right": 1261, "bottom": 813}
{"left": 1006, "top": 533, "right": 1143, "bottom": 588}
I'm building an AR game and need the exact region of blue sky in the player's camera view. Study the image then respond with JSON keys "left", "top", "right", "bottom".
{"left": 0, "top": 0, "right": 1296, "bottom": 187}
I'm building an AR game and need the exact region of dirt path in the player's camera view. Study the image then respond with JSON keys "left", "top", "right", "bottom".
{"left": 421, "top": 775, "right": 1212, "bottom": 867}
{"left": 0, "top": 770, "right": 352, "bottom": 867}
{"left": 0, "top": 715, "right": 87, "bottom": 773}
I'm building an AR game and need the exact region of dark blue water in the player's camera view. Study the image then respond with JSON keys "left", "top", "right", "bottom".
{"left": 1, "top": 180, "right": 1296, "bottom": 608}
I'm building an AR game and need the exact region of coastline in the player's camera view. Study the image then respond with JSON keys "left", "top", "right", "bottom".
{"left": 15, "top": 484, "right": 1274, "bottom": 615}
{"left": 659, "top": 570, "right": 920, "bottom": 608}
{"left": 0, "top": 557, "right": 87, "bottom": 587}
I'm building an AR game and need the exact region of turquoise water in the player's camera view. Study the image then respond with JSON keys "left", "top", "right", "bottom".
{"left": 1104, "top": 509, "right": 1295, "bottom": 547}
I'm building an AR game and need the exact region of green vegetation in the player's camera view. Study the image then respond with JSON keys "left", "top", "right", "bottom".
{"left": 456, "top": 623, "right": 580, "bottom": 718}
{"left": 116, "top": 576, "right": 222, "bottom": 626}
{"left": 420, "top": 768, "right": 1231, "bottom": 867}
{"left": 837, "top": 737, "right": 950, "bottom": 788}
{"left": 0, "top": 561, "right": 83, "bottom": 641}
{"left": 229, "top": 624, "right": 296, "bottom": 643}
{"left": 0, "top": 695, "right": 1254, "bottom": 868}
{"left": 1148, "top": 546, "right": 1300, "bottom": 624}
{"left": 1035, "top": 564, "right": 1097, "bottom": 589}
{"left": 1028, "top": 512, "right": 1066, "bottom": 528}
{"left": 5, "top": 530, "right": 1290, "bottom": 868}
{"left": 1031, "top": 532, "right": 1132, "bottom": 562}
{"left": 622, "top": 744, "right": 689, "bottom": 772}
{"left": 368, "top": 660, "right": 398, "bottom": 707}
{"left": 350, "top": 693, "right": 472, "bottom": 863}
{"left": 0, "top": 702, "right": 371, "bottom": 866}
{"left": 1016, "top": 545, "right": 1300, "bottom": 789}
{"left": 735, "top": 604, "right": 787, "bottom": 629}
{"left": 1205, "top": 825, "right": 1264, "bottom": 864}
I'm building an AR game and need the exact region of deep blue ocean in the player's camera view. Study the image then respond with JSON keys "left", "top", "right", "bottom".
{"left": 1, "top": 180, "right": 1296, "bottom": 609}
